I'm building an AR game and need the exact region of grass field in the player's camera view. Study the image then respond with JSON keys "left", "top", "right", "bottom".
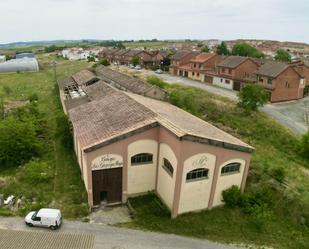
{"left": 0, "top": 54, "right": 91, "bottom": 218}
{"left": 124, "top": 77, "right": 309, "bottom": 249}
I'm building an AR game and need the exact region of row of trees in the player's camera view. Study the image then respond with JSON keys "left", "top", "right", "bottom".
{"left": 216, "top": 42, "right": 264, "bottom": 58}
{"left": 216, "top": 42, "right": 291, "bottom": 62}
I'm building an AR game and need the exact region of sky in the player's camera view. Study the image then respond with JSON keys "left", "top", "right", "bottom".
{"left": 0, "top": 0, "right": 308, "bottom": 44}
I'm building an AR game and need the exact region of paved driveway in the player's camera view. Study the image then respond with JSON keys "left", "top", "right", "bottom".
{"left": 0, "top": 217, "right": 241, "bottom": 249}
{"left": 150, "top": 72, "right": 309, "bottom": 135}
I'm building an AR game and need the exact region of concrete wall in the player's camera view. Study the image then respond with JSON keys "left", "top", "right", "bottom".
{"left": 178, "top": 153, "right": 216, "bottom": 214}
{"left": 157, "top": 143, "right": 178, "bottom": 209}
{"left": 145, "top": 87, "right": 168, "bottom": 101}
{"left": 212, "top": 158, "right": 246, "bottom": 207}
{"left": 73, "top": 123, "right": 252, "bottom": 216}
{"left": 127, "top": 139, "right": 158, "bottom": 194}
{"left": 213, "top": 76, "right": 234, "bottom": 90}
{"left": 84, "top": 127, "right": 160, "bottom": 206}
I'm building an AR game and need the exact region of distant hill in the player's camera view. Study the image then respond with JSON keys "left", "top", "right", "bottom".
{"left": 0, "top": 40, "right": 103, "bottom": 49}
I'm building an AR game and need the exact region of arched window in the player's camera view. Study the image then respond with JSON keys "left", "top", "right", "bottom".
{"left": 186, "top": 168, "right": 208, "bottom": 181}
{"left": 162, "top": 158, "right": 174, "bottom": 177}
{"left": 221, "top": 162, "right": 241, "bottom": 175}
{"left": 131, "top": 153, "right": 153, "bottom": 165}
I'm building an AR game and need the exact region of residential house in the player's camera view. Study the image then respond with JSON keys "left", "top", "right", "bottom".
{"left": 169, "top": 50, "right": 198, "bottom": 76}
{"left": 207, "top": 56, "right": 260, "bottom": 90}
{"left": 290, "top": 60, "right": 309, "bottom": 86}
{"left": 113, "top": 49, "right": 130, "bottom": 65}
{"left": 152, "top": 50, "right": 169, "bottom": 68}
{"left": 256, "top": 61, "right": 305, "bottom": 102}
{"left": 178, "top": 53, "right": 224, "bottom": 82}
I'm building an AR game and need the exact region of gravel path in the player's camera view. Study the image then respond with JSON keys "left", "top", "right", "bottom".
{"left": 0, "top": 217, "right": 241, "bottom": 249}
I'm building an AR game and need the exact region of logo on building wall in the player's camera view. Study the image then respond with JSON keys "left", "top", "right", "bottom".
{"left": 192, "top": 155, "right": 208, "bottom": 168}
{"left": 91, "top": 154, "right": 123, "bottom": 171}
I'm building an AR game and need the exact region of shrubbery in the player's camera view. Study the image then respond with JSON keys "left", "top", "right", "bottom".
{"left": 19, "top": 160, "right": 54, "bottom": 184}
{"left": 299, "top": 130, "right": 309, "bottom": 159}
{"left": 223, "top": 185, "right": 274, "bottom": 230}
{"left": 238, "top": 84, "right": 269, "bottom": 112}
{"left": 146, "top": 76, "right": 168, "bottom": 89}
{"left": 92, "top": 58, "right": 110, "bottom": 68}
{"left": 0, "top": 103, "right": 44, "bottom": 169}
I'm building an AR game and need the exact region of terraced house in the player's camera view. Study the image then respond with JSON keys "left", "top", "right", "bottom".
{"left": 169, "top": 50, "right": 198, "bottom": 76}
{"left": 256, "top": 61, "right": 306, "bottom": 102}
{"left": 178, "top": 53, "right": 225, "bottom": 82}
{"left": 59, "top": 70, "right": 254, "bottom": 218}
{"left": 205, "top": 56, "right": 260, "bottom": 91}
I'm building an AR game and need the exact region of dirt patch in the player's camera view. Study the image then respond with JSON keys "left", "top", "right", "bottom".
{"left": 4, "top": 100, "right": 30, "bottom": 112}
{"left": 0, "top": 177, "right": 9, "bottom": 188}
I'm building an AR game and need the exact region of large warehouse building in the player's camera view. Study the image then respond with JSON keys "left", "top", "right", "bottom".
{"left": 60, "top": 70, "right": 254, "bottom": 217}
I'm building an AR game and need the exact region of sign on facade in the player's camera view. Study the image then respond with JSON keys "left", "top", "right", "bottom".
{"left": 91, "top": 154, "right": 123, "bottom": 171}
{"left": 192, "top": 155, "right": 208, "bottom": 168}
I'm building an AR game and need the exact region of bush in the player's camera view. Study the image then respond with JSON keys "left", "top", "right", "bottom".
{"left": 299, "top": 130, "right": 309, "bottom": 159}
{"left": 93, "top": 58, "right": 110, "bottom": 68}
{"left": 222, "top": 185, "right": 242, "bottom": 207}
{"left": 28, "top": 93, "right": 39, "bottom": 102}
{"left": 2, "top": 86, "right": 12, "bottom": 95}
{"left": 169, "top": 87, "right": 201, "bottom": 116}
{"left": 87, "top": 56, "right": 96, "bottom": 62}
{"left": 248, "top": 203, "right": 273, "bottom": 231}
{"left": 20, "top": 160, "right": 54, "bottom": 184}
{"left": 223, "top": 185, "right": 273, "bottom": 212}
{"left": 149, "top": 65, "right": 160, "bottom": 71}
{"left": 269, "top": 166, "right": 286, "bottom": 183}
{"left": 0, "top": 116, "right": 42, "bottom": 169}
{"left": 146, "top": 76, "right": 167, "bottom": 89}
{"left": 238, "top": 84, "right": 269, "bottom": 112}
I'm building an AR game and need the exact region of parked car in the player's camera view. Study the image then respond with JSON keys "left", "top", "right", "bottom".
{"left": 129, "top": 64, "right": 135, "bottom": 69}
{"left": 135, "top": 65, "right": 141, "bottom": 70}
{"left": 25, "top": 208, "right": 62, "bottom": 230}
{"left": 155, "top": 69, "right": 163, "bottom": 74}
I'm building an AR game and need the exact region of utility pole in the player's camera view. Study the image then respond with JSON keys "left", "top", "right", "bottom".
{"left": 53, "top": 60, "right": 57, "bottom": 84}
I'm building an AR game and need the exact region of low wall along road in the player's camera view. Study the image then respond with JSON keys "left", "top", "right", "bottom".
{"left": 0, "top": 229, "right": 95, "bottom": 249}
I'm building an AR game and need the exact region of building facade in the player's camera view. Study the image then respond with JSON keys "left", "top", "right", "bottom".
{"left": 256, "top": 61, "right": 305, "bottom": 102}
{"left": 65, "top": 80, "right": 254, "bottom": 218}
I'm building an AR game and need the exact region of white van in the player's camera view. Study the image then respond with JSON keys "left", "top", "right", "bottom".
{"left": 25, "top": 208, "right": 62, "bottom": 230}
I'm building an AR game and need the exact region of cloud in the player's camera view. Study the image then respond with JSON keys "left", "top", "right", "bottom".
{"left": 0, "top": 0, "right": 308, "bottom": 43}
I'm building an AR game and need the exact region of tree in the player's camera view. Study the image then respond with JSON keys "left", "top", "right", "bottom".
{"left": 131, "top": 56, "right": 140, "bottom": 66}
{"left": 0, "top": 116, "right": 42, "bottom": 168}
{"left": 87, "top": 56, "right": 96, "bottom": 62}
{"left": 299, "top": 130, "right": 309, "bottom": 159}
{"left": 275, "top": 49, "right": 291, "bottom": 63}
{"left": 216, "top": 42, "right": 230, "bottom": 55}
{"left": 232, "top": 43, "right": 265, "bottom": 58}
{"left": 238, "top": 84, "right": 269, "bottom": 112}
{"left": 201, "top": 45, "right": 209, "bottom": 53}
{"left": 92, "top": 58, "right": 110, "bottom": 68}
